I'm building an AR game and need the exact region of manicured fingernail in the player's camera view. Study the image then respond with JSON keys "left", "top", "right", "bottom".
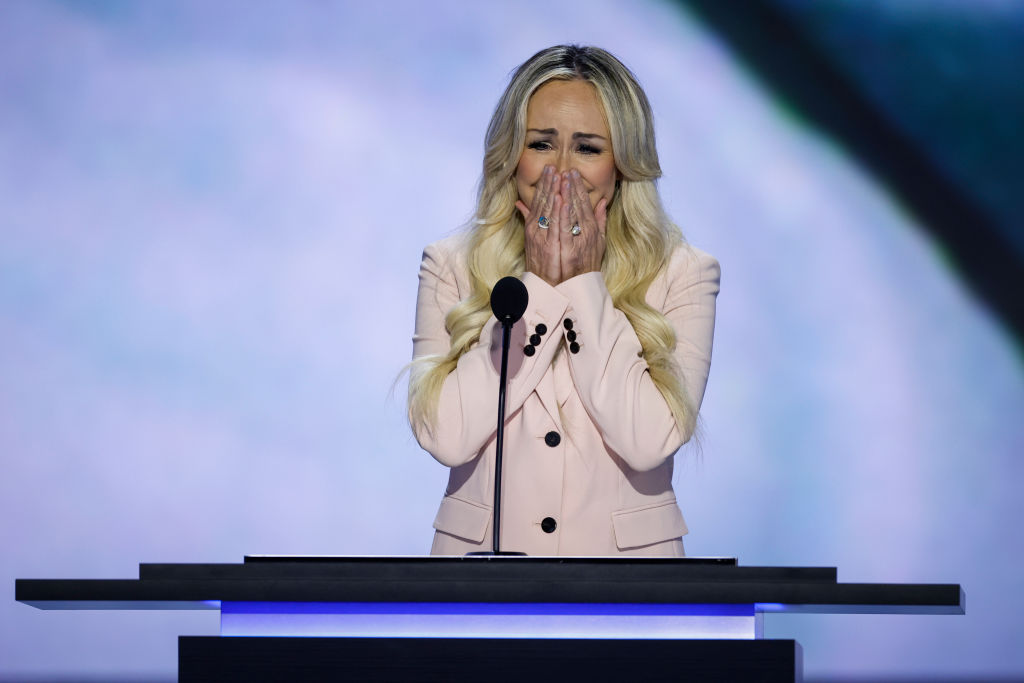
{"left": 571, "top": 169, "right": 580, "bottom": 179}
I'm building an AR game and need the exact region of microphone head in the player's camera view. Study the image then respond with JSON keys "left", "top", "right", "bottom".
{"left": 490, "top": 276, "right": 529, "bottom": 324}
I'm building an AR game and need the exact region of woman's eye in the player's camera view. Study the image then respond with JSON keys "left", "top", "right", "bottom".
{"left": 527, "top": 141, "right": 552, "bottom": 151}
{"left": 577, "top": 144, "right": 601, "bottom": 155}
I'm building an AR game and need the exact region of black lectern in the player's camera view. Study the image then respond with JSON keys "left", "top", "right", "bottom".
{"left": 16, "top": 556, "right": 964, "bottom": 682}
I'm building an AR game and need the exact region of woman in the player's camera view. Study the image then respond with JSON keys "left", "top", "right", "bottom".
{"left": 409, "top": 45, "right": 719, "bottom": 556}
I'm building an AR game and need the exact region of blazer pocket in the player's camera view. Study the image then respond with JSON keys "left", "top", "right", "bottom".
{"left": 432, "top": 495, "right": 492, "bottom": 544}
{"left": 611, "top": 499, "right": 689, "bottom": 550}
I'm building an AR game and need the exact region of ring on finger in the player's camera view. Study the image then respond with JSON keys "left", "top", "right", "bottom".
{"left": 538, "top": 216, "right": 550, "bottom": 229}
{"left": 570, "top": 224, "right": 581, "bottom": 236}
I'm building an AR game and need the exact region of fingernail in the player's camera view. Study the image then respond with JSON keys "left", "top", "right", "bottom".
{"left": 571, "top": 169, "right": 580, "bottom": 179}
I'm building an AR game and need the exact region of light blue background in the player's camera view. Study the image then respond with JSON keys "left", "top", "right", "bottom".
{"left": 2, "top": 1, "right": 1022, "bottom": 679}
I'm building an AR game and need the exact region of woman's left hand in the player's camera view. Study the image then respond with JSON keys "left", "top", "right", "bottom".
{"left": 559, "top": 169, "right": 608, "bottom": 281}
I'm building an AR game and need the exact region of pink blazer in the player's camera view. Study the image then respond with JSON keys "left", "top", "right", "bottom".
{"left": 411, "top": 233, "right": 720, "bottom": 556}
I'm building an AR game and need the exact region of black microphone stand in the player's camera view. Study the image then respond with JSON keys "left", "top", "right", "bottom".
{"left": 468, "top": 276, "right": 528, "bottom": 557}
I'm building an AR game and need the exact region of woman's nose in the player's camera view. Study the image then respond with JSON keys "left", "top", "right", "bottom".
{"left": 555, "top": 152, "right": 571, "bottom": 174}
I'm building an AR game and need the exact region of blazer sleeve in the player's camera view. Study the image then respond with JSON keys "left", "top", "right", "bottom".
{"left": 555, "top": 246, "right": 720, "bottom": 472}
{"left": 410, "top": 241, "right": 573, "bottom": 467}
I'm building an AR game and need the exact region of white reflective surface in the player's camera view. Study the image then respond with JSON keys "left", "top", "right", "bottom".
{"left": 219, "top": 602, "right": 757, "bottom": 640}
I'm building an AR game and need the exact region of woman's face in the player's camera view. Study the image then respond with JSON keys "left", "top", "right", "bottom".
{"left": 515, "top": 79, "right": 618, "bottom": 218}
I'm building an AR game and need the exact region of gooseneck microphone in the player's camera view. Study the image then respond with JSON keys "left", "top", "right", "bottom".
{"left": 469, "top": 276, "right": 528, "bottom": 556}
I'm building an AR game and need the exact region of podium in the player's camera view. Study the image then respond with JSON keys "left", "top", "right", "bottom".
{"left": 16, "top": 556, "right": 964, "bottom": 682}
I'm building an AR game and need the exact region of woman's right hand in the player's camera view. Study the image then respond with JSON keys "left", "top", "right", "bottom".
{"left": 516, "top": 165, "right": 567, "bottom": 287}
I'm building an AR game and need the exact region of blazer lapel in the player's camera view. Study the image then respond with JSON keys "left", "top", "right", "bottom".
{"left": 533, "top": 366, "right": 562, "bottom": 429}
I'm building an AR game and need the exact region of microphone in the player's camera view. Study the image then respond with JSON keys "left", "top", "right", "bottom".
{"left": 490, "top": 276, "right": 528, "bottom": 324}
{"left": 469, "top": 276, "right": 528, "bottom": 556}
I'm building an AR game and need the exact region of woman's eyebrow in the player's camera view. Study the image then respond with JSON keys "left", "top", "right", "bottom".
{"left": 527, "top": 128, "right": 607, "bottom": 141}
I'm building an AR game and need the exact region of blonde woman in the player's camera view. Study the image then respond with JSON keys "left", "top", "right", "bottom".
{"left": 409, "top": 45, "right": 720, "bottom": 556}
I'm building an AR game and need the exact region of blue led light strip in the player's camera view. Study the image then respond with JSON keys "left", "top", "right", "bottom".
{"left": 220, "top": 602, "right": 759, "bottom": 640}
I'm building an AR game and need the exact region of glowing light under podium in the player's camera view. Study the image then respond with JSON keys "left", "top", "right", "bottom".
{"left": 220, "top": 601, "right": 762, "bottom": 640}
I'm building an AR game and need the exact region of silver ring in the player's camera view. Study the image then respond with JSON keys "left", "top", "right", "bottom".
{"left": 570, "top": 224, "right": 581, "bottom": 236}
{"left": 537, "top": 216, "right": 550, "bottom": 229}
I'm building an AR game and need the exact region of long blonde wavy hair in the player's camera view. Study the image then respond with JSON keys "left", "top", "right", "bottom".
{"left": 409, "top": 45, "right": 693, "bottom": 439}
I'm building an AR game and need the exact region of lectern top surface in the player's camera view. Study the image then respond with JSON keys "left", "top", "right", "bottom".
{"left": 15, "top": 554, "right": 964, "bottom": 615}
{"left": 137, "top": 557, "right": 828, "bottom": 585}
{"left": 243, "top": 555, "right": 738, "bottom": 565}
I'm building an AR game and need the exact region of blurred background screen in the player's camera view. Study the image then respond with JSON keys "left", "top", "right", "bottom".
{"left": 1, "top": 1, "right": 1022, "bottom": 680}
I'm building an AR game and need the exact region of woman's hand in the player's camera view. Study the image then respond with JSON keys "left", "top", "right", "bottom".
{"left": 515, "top": 165, "right": 566, "bottom": 287}
{"left": 560, "top": 169, "right": 607, "bottom": 281}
